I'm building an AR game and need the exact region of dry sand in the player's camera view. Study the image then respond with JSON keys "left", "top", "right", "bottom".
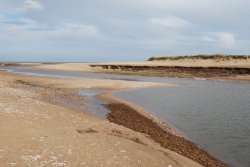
{"left": 35, "top": 63, "right": 101, "bottom": 73}
{"left": 91, "top": 59, "right": 250, "bottom": 68}
{"left": 33, "top": 60, "right": 250, "bottom": 82}
{"left": 34, "top": 58, "right": 250, "bottom": 71}
{"left": 0, "top": 71, "right": 203, "bottom": 167}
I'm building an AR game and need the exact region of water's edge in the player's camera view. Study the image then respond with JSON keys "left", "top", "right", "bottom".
{"left": 1, "top": 66, "right": 249, "bottom": 167}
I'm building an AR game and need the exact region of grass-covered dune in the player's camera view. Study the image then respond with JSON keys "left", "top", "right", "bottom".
{"left": 148, "top": 54, "right": 250, "bottom": 61}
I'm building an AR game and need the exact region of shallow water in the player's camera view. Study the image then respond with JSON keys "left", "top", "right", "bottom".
{"left": 78, "top": 90, "right": 109, "bottom": 118}
{"left": 0, "top": 66, "right": 191, "bottom": 83}
{"left": 1, "top": 66, "right": 250, "bottom": 167}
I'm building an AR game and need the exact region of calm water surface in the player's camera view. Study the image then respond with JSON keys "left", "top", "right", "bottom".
{"left": 1, "top": 66, "right": 250, "bottom": 167}
{"left": 115, "top": 81, "right": 250, "bottom": 167}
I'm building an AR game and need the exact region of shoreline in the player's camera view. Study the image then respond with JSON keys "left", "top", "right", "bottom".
{"left": 0, "top": 68, "right": 229, "bottom": 166}
{"left": 40, "top": 82, "right": 228, "bottom": 167}
{"left": 1, "top": 62, "right": 249, "bottom": 83}
{"left": 89, "top": 64, "right": 250, "bottom": 83}
{"left": 0, "top": 71, "right": 204, "bottom": 166}
{"left": 27, "top": 62, "right": 250, "bottom": 83}
{"left": 0, "top": 67, "right": 231, "bottom": 166}
{"left": 98, "top": 93, "right": 227, "bottom": 167}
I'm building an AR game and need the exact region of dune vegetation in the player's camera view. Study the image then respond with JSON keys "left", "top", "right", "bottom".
{"left": 148, "top": 54, "right": 250, "bottom": 61}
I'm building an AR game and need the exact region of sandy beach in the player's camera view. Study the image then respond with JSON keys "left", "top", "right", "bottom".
{"left": 33, "top": 58, "right": 250, "bottom": 82}
{"left": 2, "top": 58, "right": 249, "bottom": 166}
{"left": 1, "top": 0, "right": 249, "bottom": 165}
{"left": 0, "top": 71, "right": 208, "bottom": 167}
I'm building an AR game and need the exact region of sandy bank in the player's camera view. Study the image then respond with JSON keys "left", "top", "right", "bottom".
{"left": 34, "top": 63, "right": 101, "bottom": 73}
{"left": 0, "top": 71, "right": 203, "bottom": 167}
{"left": 91, "top": 58, "right": 250, "bottom": 68}
{"left": 98, "top": 93, "right": 227, "bottom": 167}
{"left": 34, "top": 58, "right": 250, "bottom": 71}
{"left": 33, "top": 61, "right": 250, "bottom": 82}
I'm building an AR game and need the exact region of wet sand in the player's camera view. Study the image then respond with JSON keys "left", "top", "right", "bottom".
{"left": 1, "top": 60, "right": 247, "bottom": 166}
{"left": 97, "top": 92, "right": 228, "bottom": 167}
{"left": 0, "top": 71, "right": 203, "bottom": 167}
{"left": 105, "top": 103, "right": 226, "bottom": 167}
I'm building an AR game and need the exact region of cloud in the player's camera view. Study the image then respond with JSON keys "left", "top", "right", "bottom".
{"left": 0, "top": 14, "right": 37, "bottom": 39}
{"left": 150, "top": 15, "right": 190, "bottom": 29}
{"left": 1, "top": 16, "right": 36, "bottom": 26}
{"left": 43, "top": 23, "right": 100, "bottom": 39}
{"left": 21, "top": 0, "right": 44, "bottom": 11}
{"left": 0, "top": 13, "right": 100, "bottom": 41}
{"left": 0, "top": 0, "right": 250, "bottom": 61}
{"left": 201, "top": 32, "right": 236, "bottom": 49}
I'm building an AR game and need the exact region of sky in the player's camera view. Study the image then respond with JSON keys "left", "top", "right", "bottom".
{"left": 0, "top": 0, "right": 250, "bottom": 62}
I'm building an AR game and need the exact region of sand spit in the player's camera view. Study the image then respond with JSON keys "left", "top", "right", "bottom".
{"left": 33, "top": 61, "right": 250, "bottom": 82}
{"left": 34, "top": 63, "right": 101, "bottom": 73}
{"left": 92, "top": 57, "right": 250, "bottom": 68}
{"left": 0, "top": 71, "right": 203, "bottom": 167}
{"left": 90, "top": 65, "right": 250, "bottom": 83}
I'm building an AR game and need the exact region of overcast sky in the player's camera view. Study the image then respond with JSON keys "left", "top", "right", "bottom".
{"left": 0, "top": 0, "right": 250, "bottom": 62}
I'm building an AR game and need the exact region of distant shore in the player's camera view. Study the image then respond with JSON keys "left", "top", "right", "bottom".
{"left": 18, "top": 55, "right": 250, "bottom": 82}
{"left": 89, "top": 55, "right": 250, "bottom": 82}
